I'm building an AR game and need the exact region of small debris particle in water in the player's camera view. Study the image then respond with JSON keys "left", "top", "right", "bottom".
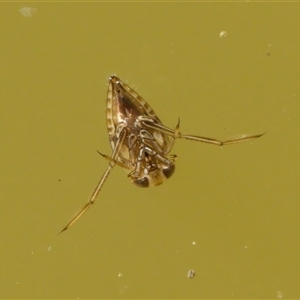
{"left": 277, "top": 290, "right": 283, "bottom": 299}
{"left": 187, "top": 269, "right": 195, "bottom": 279}
{"left": 220, "top": 31, "right": 228, "bottom": 38}
{"left": 19, "top": 7, "right": 37, "bottom": 17}
{"left": 118, "top": 272, "right": 123, "bottom": 277}
{"left": 192, "top": 241, "right": 196, "bottom": 245}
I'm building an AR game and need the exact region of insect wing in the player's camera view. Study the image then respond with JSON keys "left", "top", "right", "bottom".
{"left": 106, "top": 76, "right": 171, "bottom": 152}
{"left": 107, "top": 76, "right": 162, "bottom": 134}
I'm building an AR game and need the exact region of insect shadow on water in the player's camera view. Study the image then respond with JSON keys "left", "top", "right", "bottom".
{"left": 59, "top": 75, "right": 265, "bottom": 233}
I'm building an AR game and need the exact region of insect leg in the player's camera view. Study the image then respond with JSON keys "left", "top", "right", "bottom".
{"left": 97, "top": 151, "right": 131, "bottom": 169}
{"left": 59, "top": 128, "right": 127, "bottom": 233}
{"left": 164, "top": 117, "right": 180, "bottom": 153}
{"left": 142, "top": 120, "right": 265, "bottom": 146}
{"left": 179, "top": 132, "right": 265, "bottom": 145}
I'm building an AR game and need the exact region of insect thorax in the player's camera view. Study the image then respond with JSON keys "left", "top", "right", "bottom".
{"left": 112, "top": 117, "right": 176, "bottom": 188}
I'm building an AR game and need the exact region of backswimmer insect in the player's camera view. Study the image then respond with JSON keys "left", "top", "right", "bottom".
{"left": 59, "top": 75, "right": 264, "bottom": 233}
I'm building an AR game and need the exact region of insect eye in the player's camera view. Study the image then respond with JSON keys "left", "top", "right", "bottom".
{"left": 133, "top": 177, "right": 149, "bottom": 188}
{"left": 162, "top": 164, "right": 175, "bottom": 179}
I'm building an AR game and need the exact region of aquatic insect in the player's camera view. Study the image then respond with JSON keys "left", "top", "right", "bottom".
{"left": 60, "top": 75, "right": 264, "bottom": 233}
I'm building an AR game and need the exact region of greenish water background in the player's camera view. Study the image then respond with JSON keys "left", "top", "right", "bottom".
{"left": 1, "top": 3, "right": 299, "bottom": 298}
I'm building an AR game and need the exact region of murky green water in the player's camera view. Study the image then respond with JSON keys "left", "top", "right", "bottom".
{"left": 1, "top": 3, "right": 299, "bottom": 298}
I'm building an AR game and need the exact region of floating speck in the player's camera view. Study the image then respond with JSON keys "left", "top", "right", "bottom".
{"left": 220, "top": 31, "right": 228, "bottom": 38}
{"left": 277, "top": 290, "right": 283, "bottom": 299}
{"left": 187, "top": 269, "right": 195, "bottom": 279}
{"left": 19, "top": 7, "right": 37, "bottom": 17}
